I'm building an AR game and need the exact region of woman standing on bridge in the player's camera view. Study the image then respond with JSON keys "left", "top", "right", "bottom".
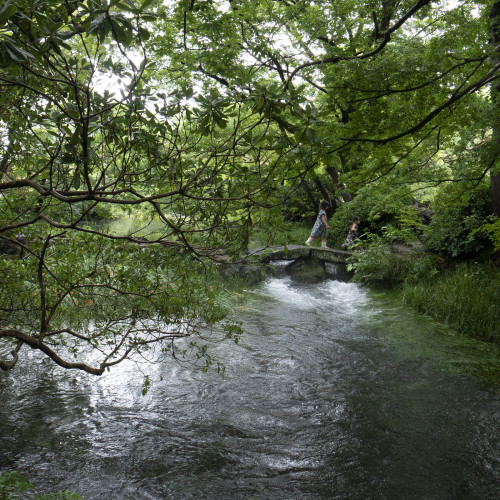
{"left": 305, "top": 200, "right": 330, "bottom": 248}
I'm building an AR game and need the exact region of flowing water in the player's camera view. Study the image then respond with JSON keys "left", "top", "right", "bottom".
{"left": 1, "top": 266, "right": 499, "bottom": 499}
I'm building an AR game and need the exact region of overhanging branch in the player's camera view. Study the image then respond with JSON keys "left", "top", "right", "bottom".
{"left": 340, "top": 63, "right": 500, "bottom": 145}
{"left": 284, "top": 0, "right": 433, "bottom": 88}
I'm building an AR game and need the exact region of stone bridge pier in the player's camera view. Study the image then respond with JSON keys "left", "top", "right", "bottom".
{"left": 252, "top": 245, "right": 353, "bottom": 283}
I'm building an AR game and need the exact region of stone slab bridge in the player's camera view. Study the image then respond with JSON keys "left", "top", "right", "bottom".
{"left": 251, "top": 245, "right": 352, "bottom": 264}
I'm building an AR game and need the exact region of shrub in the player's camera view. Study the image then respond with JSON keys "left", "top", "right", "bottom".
{"left": 475, "top": 216, "right": 500, "bottom": 253}
{"left": 329, "top": 186, "right": 411, "bottom": 247}
{"left": 345, "top": 212, "right": 430, "bottom": 285}
{"left": 346, "top": 233, "right": 402, "bottom": 284}
{"left": 348, "top": 251, "right": 395, "bottom": 284}
{"left": 423, "top": 184, "right": 493, "bottom": 257}
{"left": 0, "top": 471, "right": 83, "bottom": 500}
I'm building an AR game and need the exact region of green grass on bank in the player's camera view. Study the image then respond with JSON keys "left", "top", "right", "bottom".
{"left": 402, "top": 261, "right": 500, "bottom": 344}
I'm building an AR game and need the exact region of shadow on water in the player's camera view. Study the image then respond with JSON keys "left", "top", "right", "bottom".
{"left": 1, "top": 272, "right": 499, "bottom": 499}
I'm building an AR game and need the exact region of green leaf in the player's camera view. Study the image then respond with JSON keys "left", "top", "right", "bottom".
{"left": 51, "top": 111, "right": 64, "bottom": 123}
{"left": 120, "top": 0, "right": 139, "bottom": 10}
{"left": 140, "top": 0, "right": 157, "bottom": 11}
{"left": 89, "top": 14, "right": 107, "bottom": 33}
{"left": 66, "top": 103, "right": 80, "bottom": 120}
{"left": 111, "top": 19, "right": 133, "bottom": 46}
{"left": 3, "top": 38, "right": 33, "bottom": 63}
{"left": 294, "top": 130, "right": 305, "bottom": 143}
{"left": 19, "top": 479, "right": 31, "bottom": 493}
{"left": 115, "top": 2, "right": 139, "bottom": 14}
{"left": 306, "top": 129, "right": 319, "bottom": 144}
{"left": 0, "top": 45, "right": 10, "bottom": 67}
{"left": 138, "top": 26, "right": 150, "bottom": 41}
{"left": 5, "top": 45, "right": 26, "bottom": 63}
{"left": 0, "top": 2, "right": 17, "bottom": 25}
{"left": 254, "top": 97, "right": 265, "bottom": 111}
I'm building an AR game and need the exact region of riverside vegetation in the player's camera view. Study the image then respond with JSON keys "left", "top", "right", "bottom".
{"left": 262, "top": 181, "right": 499, "bottom": 348}
{"left": 1, "top": 1, "right": 499, "bottom": 382}
{"left": 296, "top": 183, "right": 499, "bottom": 347}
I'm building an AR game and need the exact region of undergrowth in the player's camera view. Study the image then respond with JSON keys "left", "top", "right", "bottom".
{"left": 402, "top": 261, "right": 500, "bottom": 344}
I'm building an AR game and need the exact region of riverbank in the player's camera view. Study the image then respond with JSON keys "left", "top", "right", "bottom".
{"left": 347, "top": 246, "right": 500, "bottom": 348}
{"left": 248, "top": 222, "right": 499, "bottom": 348}
{"left": 401, "top": 259, "right": 500, "bottom": 342}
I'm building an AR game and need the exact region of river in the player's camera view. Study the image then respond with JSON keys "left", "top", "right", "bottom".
{"left": 1, "top": 266, "right": 499, "bottom": 499}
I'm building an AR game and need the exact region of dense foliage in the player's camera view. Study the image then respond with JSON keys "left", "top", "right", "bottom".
{"left": 1, "top": 0, "right": 499, "bottom": 374}
{"left": 423, "top": 184, "right": 494, "bottom": 257}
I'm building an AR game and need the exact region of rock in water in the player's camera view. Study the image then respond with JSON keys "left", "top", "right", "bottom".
{"left": 285, "top": 256, "right": 326, "bottom": 283}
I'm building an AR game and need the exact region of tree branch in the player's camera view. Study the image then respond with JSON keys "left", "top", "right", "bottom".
{"left": 284, "top": 0, "right": 432, "bottom": 89}
{"left": 340, "top": 63, "right": 500, "bottom": 144}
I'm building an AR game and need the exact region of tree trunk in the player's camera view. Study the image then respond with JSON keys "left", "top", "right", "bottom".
{"left": 325, "top": 165, "right": 352, "bottom": 203}
{"left": 298, "top": 175, "right": 318, "bottom": 212}
{"left": 0, "top": 128, "right": 14, "bottom": 179}
{"left": 489, "top": 1, "right": 500, "bottom": 217}
{"left": 373, "top": 0, "right": 398, "bottom": 40}
{"left": 312, "top": 175, "right": 332, "bottom": 208}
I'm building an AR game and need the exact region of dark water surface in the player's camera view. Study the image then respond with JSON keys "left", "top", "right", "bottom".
{"left": 1, "top": 272, "right": 499, "bottom": 499}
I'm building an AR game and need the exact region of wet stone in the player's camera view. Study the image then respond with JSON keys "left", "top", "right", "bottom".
{"left": 285, "top": 256, "right": 326, "bottom": 283}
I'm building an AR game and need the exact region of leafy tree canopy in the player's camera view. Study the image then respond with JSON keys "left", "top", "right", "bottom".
{"left": 1, "top": 0, "right": 499, "bottom": 375}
